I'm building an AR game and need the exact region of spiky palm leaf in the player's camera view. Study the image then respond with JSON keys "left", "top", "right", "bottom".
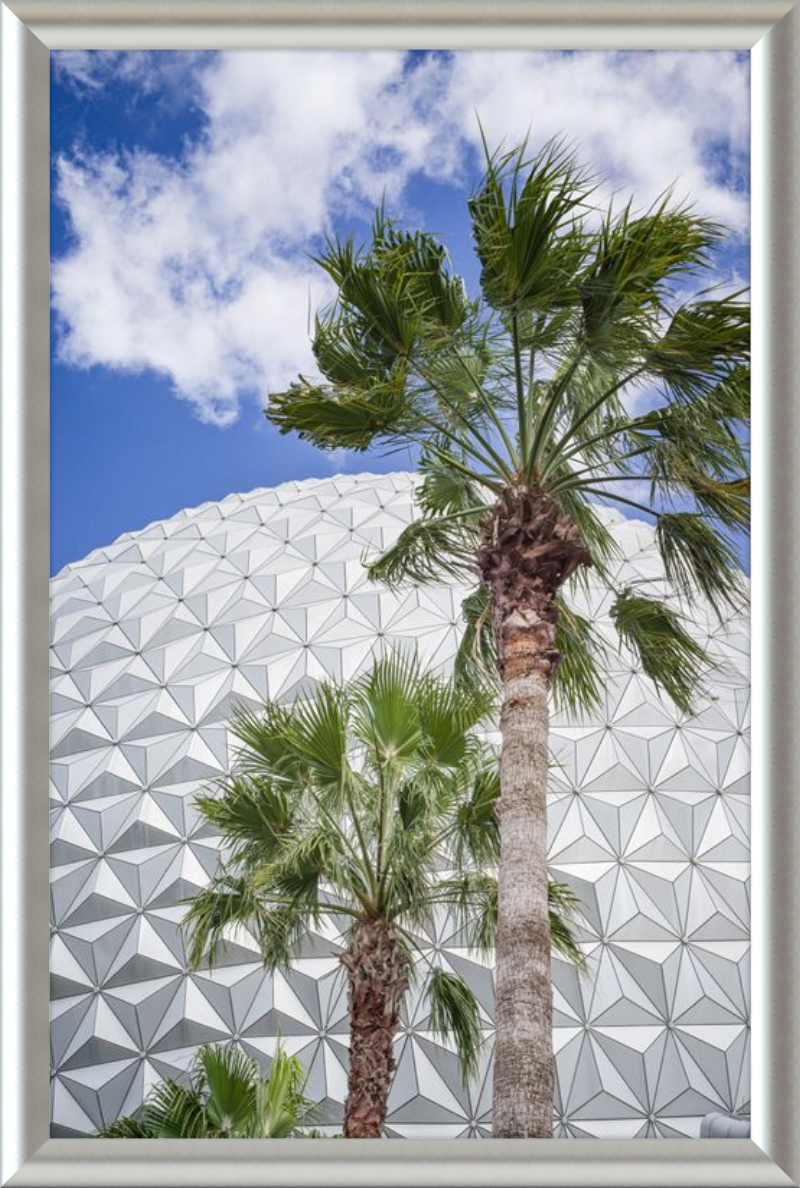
{"left": 98, "top": 1044, "right": 311, "bottom": 1139}
{"left": 610, "top": 588, "right": 709, "bottom": 714}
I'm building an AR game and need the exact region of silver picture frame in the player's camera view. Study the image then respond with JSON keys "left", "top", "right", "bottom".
{"left": 0, "top": 1, "right": 797, "bottom": 1183}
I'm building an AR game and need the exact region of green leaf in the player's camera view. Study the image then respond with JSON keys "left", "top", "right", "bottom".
{"left": 426, "top": 967, "right": 483, "bottom": 1083}
{"left": 144, "top": 1079, "right": 208, "bottom": 1138}
{"left": 248, "top": 1048, "right": 312, "bottom": 1138}
{"left": 469, "top": 137, "right": 595, "bottom": 312}
{"left": 452, "top": 764, "right": 501, "bottom": 868}
{"left": 353, "top": 652, "right": 424, "bottom": 767}
{"left": 194, "top": 776, "right": 292, "bottom": 867}
{"left": 417, "top": 447, "right": 486, "bottom": 517}
{"left": 453, "top": 584, "right": 499, "bottom": 694}
{"left": 182, "top": 874, "right": 264, "bottom": 970}
{"left": 636, "top": 410, "right": 748, "bottom": 502}
{"left": 366, "top": 513, "right": 479, "bottom": 588}
{"left": 554, "top": 488, "right": 619, "bottom": 577}
{"left": 182, "top": 876, "right": 308, "bottom": 973}
{"left": 548, "top": 880, "right": 587, "bottom": 967}
{"left": 97, "top": 1044, "right": 311, "bottom": 1139}
{"left": 366, "top": 216, "right": 472, "bottom": 336}
{"left": 199, "top": 1045, "right": 259, "bottom": 1136}
{"left": 268, "top": 375, "right": 416, "bottom": 452}
{"left": 705, "top": 363, "right": 750, "bottom": 423}
{"left": 98, "top": 1115, "right": 154, "bottom": 1138}
{"left": 581, "top": 197, "right": 723, "bottom": 359}
{"left": 552, "top": 596, "right": 607, "bottom": 715}
{"left": 657, "top": 512, "right": 747, "bottom": 614}
{"left": 610, "top": 588, "right": 709, "bottom": 714}
{"left": 432, "top": 872, "right": 498, "bottom": 953}
{"left": 646, "top": 295, "right": 750, "bottom": 403}
{"left": 687, "top": 474, "right": 750, "bottom": 534}
{"left": 282, "top": 683, "right": 350, "bottom": 787}
{"left": 415, "top": 674, "right": 493, "bottom": 769}
{"left": 231, "top": 700, "right": 300, "bottom": 778}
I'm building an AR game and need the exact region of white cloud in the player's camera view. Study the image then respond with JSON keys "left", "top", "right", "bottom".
{"left": 52, "top": 50, "right": 749, "bottom": 426}
{"left": 52, "top": 49, "right": 210, "bottom": 96}
{"left": 442, "top": 51, "right": 750, "bottom": 229}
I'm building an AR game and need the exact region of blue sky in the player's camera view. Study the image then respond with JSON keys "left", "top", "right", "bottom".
{"left": 50, "top": 50, "right": 750, "bottom": 575}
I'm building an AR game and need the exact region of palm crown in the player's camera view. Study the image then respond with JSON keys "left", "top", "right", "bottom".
{"left": 268, "top": 138, "right": 749, "bottom": 713}
{"left": 183, "top": 655, "right": 583, "bottom": 1136}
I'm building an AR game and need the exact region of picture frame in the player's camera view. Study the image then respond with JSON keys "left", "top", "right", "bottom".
{"left": 0, "top": 1, "right": 797, "bottom": 1183}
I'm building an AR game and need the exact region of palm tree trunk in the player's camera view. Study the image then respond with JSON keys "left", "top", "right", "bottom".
{"left": 478, "top": 488, "right": 591, "bottom": 1138}
{"left": 493, "top": 643, "right": 554, "bottom": 1137}
{"left": 341, "top": 918, "right": 408, "bottom": 1138}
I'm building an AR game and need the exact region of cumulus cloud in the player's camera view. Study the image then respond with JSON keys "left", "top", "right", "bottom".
{"left": 52, "top": 50, "right": 749, "bottom": 426}
{"left": 53, "top": 49, "right": 210, "bottom": 96}
{"left": 442, "top": 51, "right": 750, "bottom": 229}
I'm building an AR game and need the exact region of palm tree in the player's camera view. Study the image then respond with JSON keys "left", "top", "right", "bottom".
{"left": 265, "top": 139, "right": 750, "bottom": 1136}
{"left": 182, "top": 655, "right": 584, "bottom": 1138}
{"left": 100, "top": 1043, "right": 312, "bottom": 1138}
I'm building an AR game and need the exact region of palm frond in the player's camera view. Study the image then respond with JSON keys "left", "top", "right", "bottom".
{"left": 426, "top": 967, "right": 483, "bottom": 1084}
{"left": 552, "top": 596, "right": 607, "bottom": 715}
{"left": 581, "top": 196, "right": 723, "bottom": 360}
{"left": 182, "top": 874, "right": 264, "bottom": 969}
{"left": 630, "top": 392, "right": 748, "bottom": 488}
{"left": 548, "top": 880, "right": 587, "bottom": 968}
{"left": 182, "top": 876, "right": 307, "bottom": 972}
{"left": 99, "top": 1115, "right": 154, "bottom": 1138}
{"left": 268, "top": 373, "right": 418, "bottom": 453}
{"left": 553, "top": 488, "right": 619, "bottom": 579}
{"left": 312, "top": 309, "right": 394, "bottom": 390}
{"left": 194, "top": 776, "right": 292, "bottom": 867}
{"left": 469, "top": 136, "right": 595, "bottom": 313}
{"left": 198, "top": 1045, "right": 259, "bottom": 1136}
{"left": 453, "top": 584, "right": 499, "bottom": 694}
{"left": 416, "top": 446, "right": 486, "bottom": 516}
{"left": 255, "top": 903, "right": 314, "bottom": 972}
{"left": 278, "top": 682, "right": 350, "bottom": 787}
{"left": 432, "top": 873, "right": 584, "bottom": 970}
{"left": 610, "top": 588, "right": 709, "bottom": 714}
{"left": 452, "top": 765, "right": 501, "bottom": 868}
{"left": 686, "top": 474, "right": 750, "bottom": 534}
{"left": 365, "top": 215, "right": 472, "bottom": 337}
{"left": 432, "top": 872, "right": 498, "bottom": 953}
{"left": 365, "top": 512, "right": 479, "bottom": 589}
{"left": 247, "top": 1049, "right": 312, "bottom": 1138}
{"left": 705, "top": 363, "right": 750, "bottom": 423}
{"left": 98, "top": 1044, "right": 310, "bottom": 1139}
{"left": 414, "top": 671, "right": 493, "bottom": 769}
{"left": 382, "top": 826, "right": 443, "bottom": 929}
{"left": 144, "top": 1079, "right": 208, "bottom": 1139}
{"left": 352, "top": 652, "right": 424, "bottom": 767}
{"left": 657, "top": 512, "right": 747, "bottom": 615}
{"left": 230, "top": 699, "right": 303, "bottom": 780}
{"left": 646, "top": 294, "right": 750, "bottom": 403}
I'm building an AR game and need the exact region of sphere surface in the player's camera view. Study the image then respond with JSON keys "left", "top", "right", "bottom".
{"left": 50, "top": 472, "right": 750, "bottom": 1137}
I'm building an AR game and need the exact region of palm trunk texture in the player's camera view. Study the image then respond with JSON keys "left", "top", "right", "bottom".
{"left": 479, "top": 489, "right": 591, "bottom": 1138}
{"left": 341, "top": 918, "right": 408, "bottom": 1138}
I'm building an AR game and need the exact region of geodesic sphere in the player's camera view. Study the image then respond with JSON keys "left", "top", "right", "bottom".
{"left": 49, "top": 472, "right": 750, "bottom": 1138}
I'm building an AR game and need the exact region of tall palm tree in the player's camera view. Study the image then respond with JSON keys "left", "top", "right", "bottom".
{"left": 182, "top": 655, "right": 584, "bottom": 1138}
{"left": 100, "top": 1043, "right": 312, "bottom": 1138}
{"left": 266, "top": 139, "right": 750, "bottom": 1137}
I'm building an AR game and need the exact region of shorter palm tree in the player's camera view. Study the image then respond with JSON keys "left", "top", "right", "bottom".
{"left": 100, "top": 1043, "right": 311, "bottom": 1138}
{"left": 183, "top": 656, "right": 583, "bottom": 1138}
